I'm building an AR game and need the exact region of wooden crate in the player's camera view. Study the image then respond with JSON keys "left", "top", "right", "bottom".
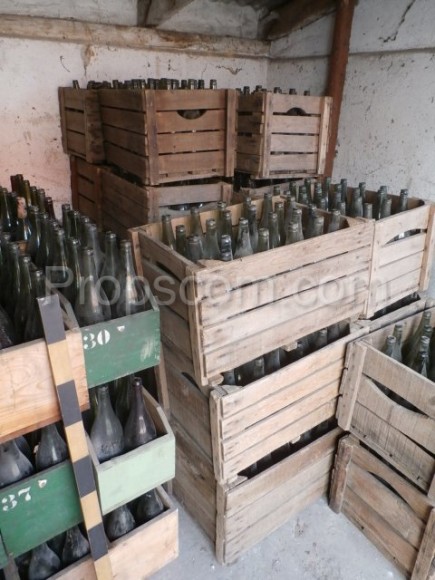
{"left": 50, "top": 487, "right": 178, "bottom": 580}
{"left": 361, "top": 191, "right": 435, "bottom": 317}
{"left": 337, "top": 304, "right": 435, "bottom": 500}
{"left": 0, "top": 292, "right": 160, "bottom": 442}
{"left": 69, "top": 156, "right": 104, "bottom": 227}
{"left": 101, "top": 167, "right": 232, "bottom": 240}
{"left": 172, "top": 416, "right": 340, "bottom": 564}
{"left": 232, "top": 179, "right": 298, "bottom": 204}
{"left": 89, "top": 389, "right": 175, "bottom": 514}
{"left": 330, "top": 435, "right": 435, "bottom": 579}
{"left": 59, "top": 88, "right": 104, "bottom": 164}
{"left": 236, "top": 92, "right": 332, "bottom": 179}
{"left": 132, "top": 196, "right": 373, "bottom": 388}
{"left": 99, "top": 88, "right": 237, "bottom": 185}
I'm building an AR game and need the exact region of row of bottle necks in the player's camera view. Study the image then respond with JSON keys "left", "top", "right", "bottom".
{"left": 74, "top": 78, "right": 312, "bottom": 95}
{"left": 159, "top": 179, "right": 413, "bottom": 263}
{"left": 1, "top": 373, "right": 165, "bottom": 579}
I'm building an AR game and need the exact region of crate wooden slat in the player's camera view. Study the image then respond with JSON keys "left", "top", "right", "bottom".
{"left": 99, "top": 88, "right": 237, "bottom": 185}
{"left": 337, "top": 304, "right": 435, "bottom": 500}
{"left": 330, "top": 435, "right": 435, "bottom": 579}
{"left": 49, "top": 487, "right": 178, "bottom": 580}
{"left": 132, "top": 196, "right": 373, "bottom": 388}
{"left": 70, "top": 156, "right": 104, "bottom": 228}
{"left": 360, "top": 191, "right": 435, "bottom": 317}
{"left": 101, "top": 167, "right": 232, "bottom": 239}
{"left": 59, "top": 88, "right": 104, "bottom": 164}
{"left": 236, "top": 92, "right": 332, "bottom": 179}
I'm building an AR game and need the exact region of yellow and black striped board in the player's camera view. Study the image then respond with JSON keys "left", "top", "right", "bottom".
{"left": 38, "top": 295, "right": 113, "bottom": 580}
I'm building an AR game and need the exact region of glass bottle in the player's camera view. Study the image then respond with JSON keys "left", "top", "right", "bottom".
{"left": 27, "top": 206, "right": 41, "bottom": 260}
{"left": 115, "top": 375, "right": 132, "bottom": 426}
{"left": 85, "top": 222, "right": 105, "bottom": 277}
{"left": 312, "top": 328, "right": 328, "bottom": 351}
{"left": 312, "top": 216, "right": 325, "bottom": 238}
{"left": 35, "top": 424, "right": 68, "bottom": 471}
{"left": 64, "top": 238, "right": 81, "bottom": 308}
{"left": 349, "top": 189, "right": 363, "bottom": 217}
{"left": 49, "top": 228, "right": 70, "bottom": 292}
{"left": 124, "top": 377, "right": 157, "bottom": 451}
{"left": 222, "top": 369, "right": 236, "bottom": 385}
{"left": 24, "top": 269, "right": 47, "bottom": 342}
{"left": 284, "top": 194, "right": 296, "bottom": 232}
{"left": 90, "top": 384, "right": 124, "bottom": 462}
{"left": 175, "top": 225, "right": 187, "bottom": 257}
{"left": 68, "top": 210, "right": 81, "bottom": 241}
{"left": 215, "top": 201, "right": 227, "bottom": 240}
{"left": 62, "top": 203, "right": 71, "bottom": 237}
{"left": 61, "top": 525, "right": 90, "bottom": 566}
{"left": 247, "top": 205, "right": 258, "bottom": 253}
{"left": 363, "top": 203, "right": 373, "bottom": 219}
{"left": 161, "top": 215, "right": 176, "bottom": 250}
{"left": 275, "top": 201, "right": 286, "bottom": 244}
{"left": 28, "top": 542, "right": 61, "bottom": 580}
{"left": 35, "top": 213, "right": 51, "bottom": 269}
{"left": 409, "top": 346, "right": 429, "bottom": 377}
{"left": 327, "top": 209, "right": 341, "bottom": 233}
{"left": 392, "top": 323, "right": 403, "bottom": 363}
{"left": 220, "top": 234, "right": 233, "bottom": 261}
{"left": 359, "top": 182, "right": 366, "bottom": 204}
{"left": 44, "top": 197, "right": 56, "bottom": 220}
{"left": 36, "top": 189, "right": 46, "bottom": 215}
{"left": 187, "top": 234, "right": 204, "bottom": 263}
{"left": 116, "top": 240, "right": 149, "bottom": 317}
{"left": 190, "top": 207, "right": 204, "bottom": 244}
{"left": 268, "top": 212, "right": 280, "bottom": 249}
{"left": 203, "top": 219, "right": 220, "bottom": 260}
{"left": 251, "top": 357, "right": 265, "bottom": 381}
{"left": 265, "top": 349, "right": 280, "bottom": 375}
{"left": 14, "top": 254, "right": 33, "bottom": 343}
{"left": 234, "top": 218, "right": 253, "bottom": 258}
{"left": 75, "top": 249, "right": 109, "bottom": 326}
{"left": 340, "top": 178, "right": 348, "bottom": 202}
{"left": 0, "top": 189, "right": 12, "bottom": 233}
{"left": 397, "top": 189, "right": 409, "bottom": 213}
{"left": 0, "top": 305, "right": 15, "bottom": 349}
{"left": 16, "top": 198, "right": 31, "bottom": 242}
{"left": 105, "top": 505, "right": 136, "bottom": 541}
{"left": 292, "top": 208, "right": 304, "bottom": 240}
{"left": 257, "top": 228, "right": 270, "bottom": 252}
{"left": 380, "top": 197, "right": 392, "bottom": 218}
{"left": 5, "top": 242, "right": 21, "bottom": 319}
{"left": 402, "top": 311, "right": 432, "bottom": 363}
{"left": 100, "top": 232, "right": 120, "bottom": 318}
{"left": 46, "top": 219, "right": 60, "bottom": 269}
{"left": 8, "top": 191, "right": 19, "bottom": 236}
{"left": 286, "top": 222, "right": 303, "bottom": 245}
{"left": 15, "top": 435, "right": 32, "bottom": 460}
{"left": 134, "top": 489, "right": 165, "bottom": 525}
{"left": 305, "top": 205, "right": 317, "bottom": 239}
{"left": 79, "top": 215, "right": 91, "bottom": 247}
{"left": 259, "top": 192, "right": 273, "bottom": 230}
{"left": 221, "top": 210, "right": 234, "bottom": 250}
{"left": 242, "top": 197, "right": 252, "bottom": 220}
{"left": 0, "top": 441, "right": 33, "bottom": 488}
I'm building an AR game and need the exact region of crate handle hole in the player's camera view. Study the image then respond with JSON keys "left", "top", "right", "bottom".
{"left": 285, "top": 107, "right": 308, "bottom": 116}
{"left": 177, "top": 109, "right": 207, "bottom": 120}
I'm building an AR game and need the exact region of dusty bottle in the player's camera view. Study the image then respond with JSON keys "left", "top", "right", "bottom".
{"left": 28, "top": 542, "right": 61, "bottom": 580}
{"left": 61, "top": 525, "right": 90, "bottom": 566}
{"left": 363, "top": 203, "right": 373, "bottom": 219}
{"left": 190, "top": 207, "right": 204, "bottom": 244}
{"left": 349, "top": 189, "right": 363, "bottom": 218}
{"left": 35, "top": 213, "right": 51, "bottom": 269}
{"left": 49, "top": 228, "right": 70, "bottom": 292}
{"left": 5, "top": 242, "right": 20, "bottom": 318}
{"left": 327, "top": 209, "right": 341, "bottom": 233}
{"left": 234, "top": 218, "right": 253, "bottom": 258}
{"left": 115, "top": 375, "right": 132, "bottom": 425}
{"left": 221, "top": 210, "right": 234, "bottom": 249}
{"left": 90, "top": 384, "right": 124, "bottom": 462}
{"left": 35, "top": 424, "right": 68, "bottom": 471}
{"left": 134, "top": 489, "right": 165, "bottom": 525}
{"left": 284, "top": 194, "right": 296, "bottom": 231}
{"left": 15, "top": 435, "right": 32, "bottom": 460}
{"left": 79, "top": 215, "right": 91, "bottom": 247}
{"left": 286, "top": 222, "right": 302, "bottom": 245}
{"left": 0, "top": 305, "right": 15, "bottom": 349}
{"left": 259, "top": 192, "right": 273, "bottom": 230}
{"left": 220, "top": 234, "right": 233, "bottom": 261}
{"left": 409, "top": 345, "right": 429, "bottom": 377}
{"left": 392, "top": 323, "right": 404, "bottom": 363}
{"left": 64, "top": 238, "right": 81, "bottom": 308}
{"left": 251, "top": 357, "right": 266, "bottom": 381}
{"left": 0, "top": 441, "right": 33, "bottom": 488}
{"left": 222, "top": 369, "right": 236, "bottom": 385}
{"left": 312, "top": 328, "right": 328, "bottom": 351}
{"left": 204, "top": 219, "right": 220, "bottom": 260}
{"left": 215, "top": 201, "right": 227, "bottom": 240}
{"left": 75, "top": 248, "right": 109, "bottom": 326}
{"left": 105, "top": 505, "right": 136, "bottom": 541}
{"left": 24, "top": 269, "right": 47, "bottom": 342}
{"left": 274, "top": 201, "right": 286, "bottom": 244}
{"left": 14, "top": 254, "right": 33, "bottom": 343}
{"left": 161, "top": 214, "right": 176, "bottom": 250}
{"left": 16, "top": 198, "right": 32, "bottom": 242}
{"left": 124, "top": 377, "right": 157, "bottom": 451}
{"left": 85, "top": 222, "right": 105, "bottom": 277}
{"left": 27, "top": 205, "right": 41, "bottom": 260}
{"left": 257, "top": 228, "right": 270, "bottom": 252}
{"left": 247, "top": 204, "right": 258, "bottom": 253}
{"left": 403, "top": 311, "right": 432, "bottom": 365}
{"left": 175, "top": 225, "right": 187, "bottom": 257}
{"left": 305, "top": 205, "right": 317, "bottom": 239}
{"left": 61, "top": 203, "right": 71, "bottom": 237}
{"left": 380, "top": 197, "right": 392, "bottom": 218}
{"left": 292, "top": 208, "right": 304, "bottom": 240}
{"left": 116, "top": 240, "right": 149, "bottom": 317}
{"left": 0, "top": 189, "right": 12, "bottom": 233}
{"left": 312, "top": 215, "right": 325, "bottom": 238}
{"left": 68, "top": 210, "right": 81, "bottom": 240}
{"left": 44, "top": 197, "right": 56, "bottom": 221}
{"left": 265, "top": 349, "right": 281, "bottom": 375}
{"left": 268, "top": 212, "right": 280, "bottom": 249}
{"left": 100, "top": 232, "right": 120, "bottom": 318}
{"left": 187, "top": 234, "right": 204, "bottom": 263}
{"left": 242, "top": 196, "right": 252, "bottom": 220}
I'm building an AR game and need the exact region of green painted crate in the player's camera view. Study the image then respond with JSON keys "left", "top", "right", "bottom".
{"left": 88, "top": 388, "right": 175, "bottom": 514}
{"left": 0, "top": 461, "right": 81, "bottom": 558}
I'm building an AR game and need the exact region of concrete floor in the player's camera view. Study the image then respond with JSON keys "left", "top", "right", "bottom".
{"left": 153, "top": 497, "right": 405, "bottom": 580}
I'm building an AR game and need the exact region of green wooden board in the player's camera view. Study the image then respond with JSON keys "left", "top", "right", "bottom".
{"left": 94, "top": 431, "right": 175, "bottom": 515}
{"left": 81, "top": 307, "right": 160, "bottom": 388}
{"left": 0, "top": 461, "right": 82, "bottom": 557}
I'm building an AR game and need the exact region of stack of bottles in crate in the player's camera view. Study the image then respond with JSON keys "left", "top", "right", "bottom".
{"left": 0, "top": 173, "right": 176, "bottom": 578}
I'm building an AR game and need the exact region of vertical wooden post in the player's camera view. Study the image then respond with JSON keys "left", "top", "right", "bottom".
{"left": 324, "top": 0, "right": 356, "bottom": 177}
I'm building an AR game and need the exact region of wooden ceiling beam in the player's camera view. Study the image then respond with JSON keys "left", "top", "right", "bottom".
{"left": 265, "top": 0, "right": 337, "bottom": 40}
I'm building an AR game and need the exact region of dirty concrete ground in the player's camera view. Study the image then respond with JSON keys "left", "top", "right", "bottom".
{"left": 152, "top": 497, "right": 405, "bottom": 580}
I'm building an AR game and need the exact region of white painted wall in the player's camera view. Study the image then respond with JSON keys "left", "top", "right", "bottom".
{"left": 269, "top": 0, "right": 435, "bottom": 202}
{"left": 0, "top": 34, "right": 268, "bottom": 216}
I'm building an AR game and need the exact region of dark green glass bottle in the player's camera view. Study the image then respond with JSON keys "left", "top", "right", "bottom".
{"left": 203, "top": 219, "right": 220, "bottom": 260}
{"left": 161, "top": 215, "right": 176, "bottom": 250}
{"left": 105, "top": 505, "right": 135, "bottom": 541}
{"left": 62, "top": 203, "right": 71, "bottom": 237}
{"left": 61, "top": 525, "right": 90, "bottom": 566}
{"left": 14, "top": 254, "right": 33, "bottom": 343}
{"left": 175, "top": 225, "right": 187, "bottom": 257}
{"left": 35, "top": 424, "right": 68, "bottom": 471}
{"left": 27, "top": 206, "right": 41, "bottom": 260}
{"left": 0, "top": 189, "right": 12, "bottom": 233}
{"left": 327, "top": 209, "right": 341, "bottom": 233}
{"left": 234, "top": 218, "right": 253, "bottom": 258}
{"left": 268, "top": 212, "right": 280, "bottom": 249}
{"left": 85, "top": 222, "right": 105, "bottom": 277}
{"left": 24, "top": 269, "right": 47, "bottom": 342}
{"left": 75, "top": 248, "right": 109, "bottom": 326}
{"left": 186, "top": 234, "right": 204, "bottom": 263}
{"left": 49, "top": 228, "right": 70, "bottom": 293}
{"left": 124, "top": 377, "right": 157, "bottom": 451}
{"left": 259, "top": 192, "right": 273, "bottom": 230}
{"left": 64, "top": 238, "right": 81, "bottom": 308}
{"left": 100, "top": 232, "right": 120, "bottom": 319}
{"left": 35, "top": 213, "right": 51, "bottom": 269}
{"left": 28, "top": 542, "right": 61, "bottom": 579}
{"left": 247, "top": 204, "right": 258, "bottom": 253}
{"left": 5, "top": 242, "right": 20, "bottom": 319}
{"left": 90, "top": 384, "right": 124, "bottom": 462}
{"left": 134, "top": 489, "right": 164, "bottom": 525}
{"left": 116, "top": 240, "right": 149, "bottom": 317}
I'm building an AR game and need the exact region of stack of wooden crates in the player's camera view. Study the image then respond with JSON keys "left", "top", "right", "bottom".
{"left": 59, "top": 85, "right": 235, "bottom": 238}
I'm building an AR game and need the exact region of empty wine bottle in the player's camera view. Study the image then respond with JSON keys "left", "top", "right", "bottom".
{"left": 90, "top": 384, "right": 124, "bottom": 462}
{"left": 35, "top": 213, "right": 51, "bottom": 269}
{"left": 124, "top": 377, "right": 157, "bottom": 451}
{"left": 190, "top": 207, "right": 204, "bottom": 244}
{"left": 286, "top": 222, "right": 302, "bottom": 245}
{"left": 15, "top": 434, "right": 32, "bottom": 460}
{"left": 0, "top": 304, "right": 16, "bottom": 349}
{"left": 380, "top": 197, "right": 392, "bottom": 218}
{"left": 0, "top": 441, "right": 33, "bottom": 488}
{"left": 251, "top": 357, "right": 266, "bottom": 381}
{"left": 49, "top": 228, "right": 70, "bottom": 293}
{"left": 257, "top": 228, "right": 270, "bottom": 252}
{"left": 5, "top": 242, "right": 20, "bottom": 318}
{"left": 222, "top": 369, "right": 236, "bottom": 385}
{"left": 27, "top": 205, "right": 41, "bottom": 260}
{"left": 220, "top": 234, "right": 233, "bottom": 261}
{"left": 175, "top": 225, "right": 187, "bottom": 257}
{"left": 75, "top": 248, "right": 110, "bottom": 326}
{"left": 28, "top": 542, "right": 61, "bottom": 580}
{"left": 116, "top": 240, "right": 149, "bottom": 317}
{"left": 85, "top": 222, "right": 105, "bottom": 277}
{"left": 61, "top": 525, "right": 90, "bottom": 566}
{"left": 35, "top": 424, "right": 68, "bottom": 471}
{"left": 105, "top": 505, "right": 136, "bottom": 541}
{"left": 221, "top": 210, "right": 234, "bottom": 249}
{"left": 404, "top": 311, "right": 432, "bottom": 366}
{"left": 0, "top": 189, "right": 12, "bottom": 233}
{"left": 234, "top": 218, "right": 253, "bottom": 258}
{"left": 13, "top": 254, "right": 33, "bottom": 342}
{"left": 68, "top": 210, "right": 81, "bottom": 240}
{"left": 100, "top": 232, "right": 120, "bottom": 318}
{"left": 115, "top": 375, "right": 132, "bottom": 426}
{"left": 64, "top": 237, "right": 81, "bottom": 308}
{"left": 349, "top": 189, "right": 363, "bottom": 217}
{"left": 259, "top": 192, "right": 273, "bottom": 230}
{"left": 187, "top": 234, "right": 204, "bottom": 263}
{"left": 24, "top": 269, "right": 47, "bottom": 342}
{"left": 268, "top": 212, "right": 280, "bottom": 249}
{"left": 275, "top": 201, "right": 286, "bottom": 244}
{"left": 247, "top": 205, "right": 258, "bottom": 253}
{"left": 134, "top": 489, "right": 164, "bottom": 525}
{"left": 161, "top": 214, "right": 176, "bottom": 250}
{"left": 203, "top": 219, "right": 220, "bottom": 259}
{"left": 61, "top": 203, "right": 71, "bottom": 237}
{"left": 265, "top": 349, "right": 281, "bottom": 375}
